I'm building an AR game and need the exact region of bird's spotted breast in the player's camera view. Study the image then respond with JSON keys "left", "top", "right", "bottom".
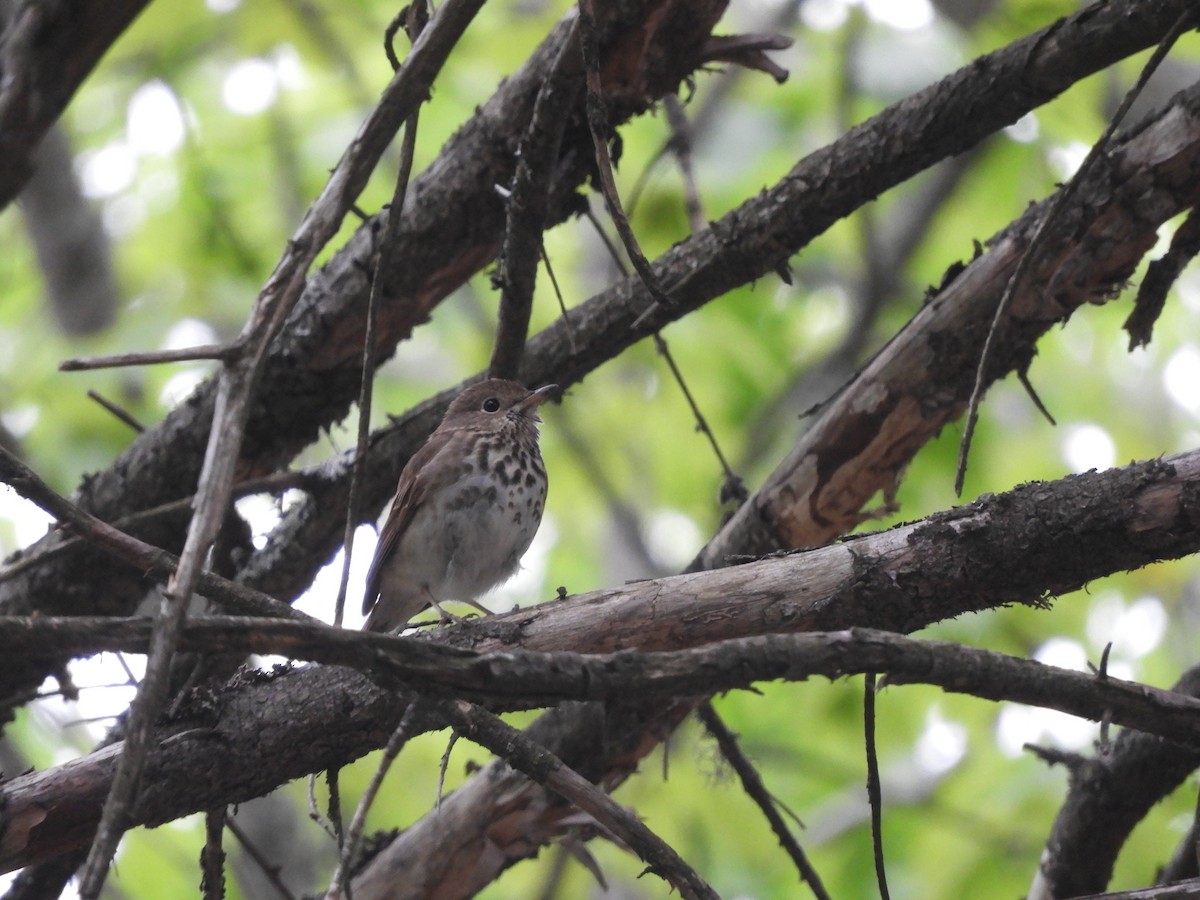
{"left": 446, "top": 482, "right": 499, "bottom": 512}
{"left": 362, "top": 378, "right": 553, "bottom": 632}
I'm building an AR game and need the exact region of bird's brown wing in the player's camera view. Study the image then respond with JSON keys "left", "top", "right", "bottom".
{"left": 362, "top": 431, "right": 464, "bottom": 616}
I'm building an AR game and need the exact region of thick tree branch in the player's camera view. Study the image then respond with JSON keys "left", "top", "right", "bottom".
{"left": 7, "top": 617, "right": 1200, "bottom": 876}
{"left": 0, "top": 0, "right": 152, "bottom": 208}
{"left": 10, "top": 614, "right": 1200, "bottom": 744}
{"left": 3, "top": 449, "right": 1200, "bottom": 872}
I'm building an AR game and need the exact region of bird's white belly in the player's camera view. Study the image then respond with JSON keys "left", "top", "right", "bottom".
{"left": 390, "top": 471, "right": 545, "bottom": 602}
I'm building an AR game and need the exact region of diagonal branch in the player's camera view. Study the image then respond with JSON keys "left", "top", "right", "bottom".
{"left": 0, "top": 0, "right": 152, "bottom": 208}
{"left": 431, "top": 698, "right": 719, "bottom": 900}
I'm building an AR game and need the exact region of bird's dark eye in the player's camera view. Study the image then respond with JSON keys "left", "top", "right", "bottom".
{"left": 482, "top": 397, "right": 501, "bottom": 413}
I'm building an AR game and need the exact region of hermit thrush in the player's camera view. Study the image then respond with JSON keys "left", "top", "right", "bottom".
{"left": 362, "top": 379, "right": 555, "bottom": 632}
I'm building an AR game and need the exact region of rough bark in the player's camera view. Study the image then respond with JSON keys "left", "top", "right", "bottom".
{"left": 2, "top": 448, "right": 1199, "bottom": 875}
{"left": 1030, "top": 667, "right": 1200, "bottom": 900}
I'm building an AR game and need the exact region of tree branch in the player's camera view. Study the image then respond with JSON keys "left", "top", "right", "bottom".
{"left": 1031, "top": 666, "right": 1200, "bottom": 898}
{"left": 0, "top": 0, "right": 152, "bottom": 208}
{"left": 3, "top": 449, "right": 1200, "bottom": 873}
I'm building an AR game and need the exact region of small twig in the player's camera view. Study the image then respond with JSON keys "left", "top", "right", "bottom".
{"left": 652, "top": 333, "right": 747, "bottom": 505}
{"left": 328, "top": 697, "right": 426, "bottom": 899}
{"left": 327, "top": 767, "right": 346, "bottom": 858}
{"left": 864, "top": 673, "right": 890, "bottom": 900}
{"left": 624, "top": 94, "right": 705, "bottom": 232}
{"left": 334, "top": 2, "right": 427, "bottom": 629}
{"left": 86, "top": 390, "right": 145, "bottom": 433}
{"left": 383, "top": 3, "right": 424, "bottom": 72}
{"left": 1024, "top": 743, "right": 1089, "bottom": 770}
{"left": 60, "top": 344, "right": 233, "bottom": 372}
{"left": 539, "top": 245, "right": 577, "bottom": 355}
{"left": 663, "top": 95, "right": 705, "bottom": 233}
{"left": 1016, "top": 368, "right": 1056, "bottom": 426}
{"left": 576, "top": 0, "right": 673, "bottom": 326}
{"left": 307, "top": 774, "right": 338, "bottom": 842}
{"left": 35, "top": 681, "right": 136, "bottom": 702}
{"left": 1096, "top": 641, "right": 1115, "bottom": 750}
{"left": 697, "top": 702, "right": 831, "bottom": 900}
{"left": 1096, "top": 641, "right": 1114, "bottom": 680}
{"left": 437, "top": 730, "right": 460, "bottom": 810}
{"left": 556, "top": 410, "right": 659, "bottom": 575}
{"left": 954, "top": 8, "right": 1196, "bottom": 495}
{"left": 113, "top": 652, "right": 140, "bottom": 686}
{"left": 433, "top": 697, "right": 719, "bottom": 900}
{"left": 580, "top": 201, "right": 746, "bottom": 505}
{"left": 583, "top": 205, "right": 627, "bottom": 274}
{"left": 226, "top": 815, "right": 299, "bottom": 900}
{"left": 201, "top": 807, "right": 227, "bottom": 900}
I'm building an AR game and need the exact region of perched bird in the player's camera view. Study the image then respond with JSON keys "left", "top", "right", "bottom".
{"left": 362, "top": 379, "right": 555, "bottom": 632}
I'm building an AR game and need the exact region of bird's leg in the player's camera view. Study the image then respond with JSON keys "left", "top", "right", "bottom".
{"left": 459, "top": 598, "right": 495, "bottom": 617}
{"left": 425, "top": 591, "right": 465, "bottom": 624}
{"left": 422, "top": 589, "right": 495, "bottom": 624}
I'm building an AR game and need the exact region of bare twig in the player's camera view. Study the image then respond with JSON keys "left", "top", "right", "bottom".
{"left": 226, "top": 815, "right": 299, "bottom": 900}
{"left": 1125, "top": 204, "right": 1200, "bottom": 349}
{"left": 326, "top": 767, "right": 345, "bottom": 857}
{"left": 328, "top": 698, "right": 425, "bottom": 899}
{"left": 580, "top": 205, "right": 746, "bottom": 505}
{"left": 307, "top": 775, "right": 338, "bottom": 842}
{"left": 697, "top": 702, "right": 831, "bottom": 899}
{"left": 539, "top": 245, "right": 577, "bottom": 355}
{"left": 954, "top": 8, "right": 1197, "bottom": 495}
{"left": 576, "top": 0, "right": 673, "bottom": 322}
{"left": 651, "top": 333, "right": 747, "bottom": 504}
{"left": 436, "top": 730, "right": 460, "bottom": 810}
{"left": 60, "top": 344, "right": 232, "bottom": 372}
{"left": 575, "top": 76, "right": 746, "bottom": 503}
{"left": 863, "top": 673, "right": 890, "bottom": 900}
{"left": 86, "top": 390, "right": 145, "bottom": 433}
{"left": 663, "top": 95, "right": 706, "bottom": 232}
{"left": 334, "top": 1, "right": 429, "bottom": 630}
{"left": 0, "top": 444, "right": 305, "bottom": 620}
{"left": 0, "top": 468, "right": 316, "bottom": 585}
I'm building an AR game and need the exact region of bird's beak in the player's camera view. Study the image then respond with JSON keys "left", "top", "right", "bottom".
{"left": 517, "top": 384, "right": 557, "bottom": 419}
